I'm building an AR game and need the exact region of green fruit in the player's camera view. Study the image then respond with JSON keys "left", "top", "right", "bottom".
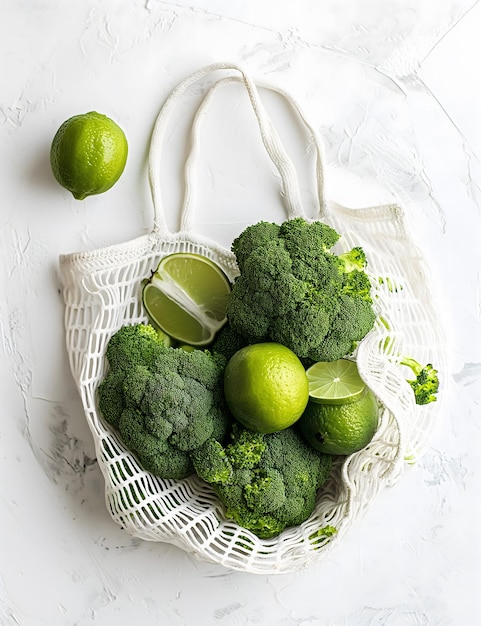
{"left": 224, "top": 342, "right": 309, "bottom": 434}
{"left": 142, "top": 253, "right": 231, "bottom": 346}
{"left": 50, "top": 111, "right": 128, "bottom": 200}
{"left": 306, "top": 359, "right": 366, "bottom": 405}
{"left": 299, "top": 388, "right": 379, "bottom": 455}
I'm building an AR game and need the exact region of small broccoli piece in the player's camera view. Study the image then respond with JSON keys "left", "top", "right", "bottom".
{"left": 337, "top": 247, "right": 373, "bottom": 304}
{"left": 210, "top": 323, "right": 249, "bottom": 361}
{"left": 97, "top": 323, "right": 232, "bottom": 480}
{"left": 191, "top": 424, "right": 332, "bottom": 539}
{"left": 338, "top": 246, "right": 367, "bottom": 272}
{"left": 379, "top": 325, "right": 440, "bottom": 406}
{"left": 400, "top": 357, "right": 439, "bottom": 405}
{"left": 189, "top": 439, "right": 233, "bottom": 484}
{"left": 341, "top": 268, "right": 373, "bottom": 303}
{"left": 227, "top": 217, "right": 376, "bottom": 362}
{"left": 378, "top": 276, "right": 403, "bottom": 293}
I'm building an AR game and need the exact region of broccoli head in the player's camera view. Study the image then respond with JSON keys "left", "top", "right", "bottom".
{"left": 97, "top": 323, "right": 232, "bottom": 480}
{"left": 190, "top": 423, "right": 332, "bottom": 539}
{"left": 400, "top": 357, "right": 440, "bottom": 405}
{"left": 227, "top": 217, "right": 376, "bottom": 363}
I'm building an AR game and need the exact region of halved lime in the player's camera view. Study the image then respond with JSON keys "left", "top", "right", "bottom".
{"left": 306, "top": 359, "right": 366, "bottom": 405}
{"left": 142, "top": 253, "right": 231, "bottom": 346}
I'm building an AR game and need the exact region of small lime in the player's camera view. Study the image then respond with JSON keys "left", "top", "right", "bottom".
{"left": 299, "top": 387, "right": 379, "bottom": 455}
{"left": 142, "top": 253, "right": 231, "bottom": 346}
{"left": 224, "top": 342, "right": 309, "bottom": 434}
{"left": 50, "top": 111, "right": 128, "bottom": 200}
{"left": 306, "top": 359, "right": 366, "bottom": 405}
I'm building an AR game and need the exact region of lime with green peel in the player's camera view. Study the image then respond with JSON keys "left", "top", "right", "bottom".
{"left": 299, "top": 386, "right": 379, "bottom": 456}
{"left": 223, "top": 342, "right": 309, "bottom": 434}
{"left": 50, "top": 111, "right": 128, "bottom": 200}
{"left": 306, "top": 359, "right": 366, "bottom": 405}
{"left": 142, "top": 253, "right": 231, "bottom": 346}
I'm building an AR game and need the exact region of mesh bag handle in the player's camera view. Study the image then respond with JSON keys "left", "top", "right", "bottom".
{"left": 147, "top": 62, "right": 328, "bottom": 236}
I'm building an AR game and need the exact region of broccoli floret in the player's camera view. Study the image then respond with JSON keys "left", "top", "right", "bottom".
{"left": 119, "top": 407, "right": 193, "bottom": 479}
{"left": 97, "top": 368, "right": 126, "bottom": 429}
{"left": 97, "top": 323, "right": 232, "bottom": 479}
{"left": 280, "top": 217, "right": 340, "bottom": 255}
{"left": 210, "top": 323, "right": 249, "bottom": 361}
{"left": 190, "top": 439, "right": 233, "bottom": 484}
{"left": 243, "top": 469, "right": 286, "bottom": 513}
{"left": 312, "top": 295, "right": 376, "bottom": 361}
{"left": 400, "top": 357, "right": 439, "bottom": 405}
{"left": 270, "top": 291, "right": 331, "bottom": 360}
{"left": 225, "top": 425, "right": 266, "bottom": 469}
{"left": 227, "top": 217, "right": 376, "bottom": 363}
{"left": 341, "top": 268, "right": 373, "bottom": 303}
{"left": 232, "top": 221, "right": 281, "bottom": 271}
{"left": 123, "top": 365, "right": 151, "bottom": 407}
{"left": 379, "top": 323, "right": 440, "bottom": 406}
{"left": 338, "top": 246, "right": 367, "bottom": 272}
{"left": 191, "top": 423, "right": 332, "bottom": 539}
{"left": 105, "top": 323, "right": 164, "bottom": 372}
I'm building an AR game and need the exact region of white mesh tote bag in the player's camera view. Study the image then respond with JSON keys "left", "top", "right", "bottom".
{"left": 59, "top": 62, "right": 447, "bottom": 574}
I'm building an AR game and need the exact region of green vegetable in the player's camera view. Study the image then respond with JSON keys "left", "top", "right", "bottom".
{"left": 191, "top": 423, "right": 332, "bottom": 539}
{"left": 308, "top": 525, "right": 338, "bottom": 550}
{"left": 337, "top": 246, "right": 367, "bottom": 273}
{"left": 226, "top": 217, "right": 376, "bottom": 363}
{"left": 378, "top": 276, "right": 403, "bottom": 293}
{"left": 210, "top": 323, "right": 249, "bottom": 361}
{"left": 97, "top": 323, "right": 231, "bottom": 479}
{"left": 400, "top": 357, "right": 439, "bottom": 405}
{"left": 379, "top": 320, "right": 440, "bottom": 406}
{"left": 309, "top": 524, "right": 337, "bottom": 540}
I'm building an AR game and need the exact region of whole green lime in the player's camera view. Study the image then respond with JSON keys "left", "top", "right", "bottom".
{"left": 50, "top": 111, "right": 128, "bottom": 200}
{"left": 299, "top": 388, "right": 379, "bottom": 455}
{"left": 223, "top": 342, "right": 309, "bottom": 434}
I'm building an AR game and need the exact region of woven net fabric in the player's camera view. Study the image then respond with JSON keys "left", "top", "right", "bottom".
{"left": 59, "top": 64, "right": 447, "bottom": 574}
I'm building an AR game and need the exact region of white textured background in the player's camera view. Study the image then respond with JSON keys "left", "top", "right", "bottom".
{"left": 1, "top": 1, "right": 480, "bottom": 624}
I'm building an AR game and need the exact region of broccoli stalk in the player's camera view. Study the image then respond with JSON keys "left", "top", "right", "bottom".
{"left": 400, "top": 357, "right": 439, "bottom": 406}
